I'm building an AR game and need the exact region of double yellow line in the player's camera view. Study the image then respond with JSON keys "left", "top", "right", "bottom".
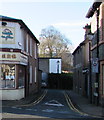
{"left": 20, "top": 89, "right": 48, "bottom": 107}
{"left": 64, "top": 91, "right": 102, "bottom": 118}
{"left": 3, "top": 89, "right": 48, "bottom": 107}
{"left": 33, "top": 89, "right": 48, "bottom": 105}
{"left": 64, "top": 92, "right": 89, "bottom": 116}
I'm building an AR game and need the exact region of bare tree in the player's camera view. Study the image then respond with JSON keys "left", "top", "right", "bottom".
{"left": 39, "top": 26, "right": 71, "bottom": 56}
{"left": 39, "top": 26, "right": 73, "bottom": 71}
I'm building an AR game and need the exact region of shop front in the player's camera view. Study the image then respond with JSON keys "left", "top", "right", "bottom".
{"left": 0, "top": 51, "right": 28, "bottom": 100}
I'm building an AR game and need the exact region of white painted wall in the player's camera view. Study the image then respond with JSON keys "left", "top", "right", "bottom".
{"left": 0, "top": 88, "right": 24, "bottom": 100}
{"left": 0, "top": 21, "right": 25, "bottom": 50}
{"left": 49, "top": 59, "right": 61, "bottom": 73}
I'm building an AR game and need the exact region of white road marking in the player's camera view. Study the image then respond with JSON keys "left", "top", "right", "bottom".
{"left": 42, "top": 109, "right": 54, "bottom": 112}
{"left": 17, "top": 108, "right": 22, "bottom": 110}
{"left": 45, "top": 100, "right": 64, "bottom": 107}
{"left": 11, "top": 106, "right": 37, "bottom": 112}
{"left": 25, "top": 109, "right": 32, "bottom": 111}
{"left": 11, "top": 107, "right": 17, "bottom": 109}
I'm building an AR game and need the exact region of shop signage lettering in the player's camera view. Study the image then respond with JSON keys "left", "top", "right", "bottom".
{"left": 0, "top": 52, "right": 28, "bottom": 65}
{"left": 0, "top": 54, "right": 16, "bottom": 59}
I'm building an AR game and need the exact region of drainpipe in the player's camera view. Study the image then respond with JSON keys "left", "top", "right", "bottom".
{"left": 89, "top": 40, "right": 92, "bottom": 103}
{"left": 95, "top": 8, "right": 99, "bottom": 105}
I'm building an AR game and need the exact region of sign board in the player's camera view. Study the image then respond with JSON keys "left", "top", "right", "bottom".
{"left": 0, "top": 52, "right": 28, "bottom": 65}
{"left": 0, "top": 27, "right": 15, "bottom": 44}
{"left": 92, "top": 58, "right": 98, "bottom": 73}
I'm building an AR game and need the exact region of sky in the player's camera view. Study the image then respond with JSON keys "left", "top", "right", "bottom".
{"left": 0, "top": 0, "right": 94, "bottom": 52}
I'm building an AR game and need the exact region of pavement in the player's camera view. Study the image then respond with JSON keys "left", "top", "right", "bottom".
{"left": 1, "top": 89, "right": 104, "bottom": 118}
{"left": 66, "top": 90, "right": 103, "bottom": 118}
{"left": 1, "top": 89, "right": 45, "bottom": 107}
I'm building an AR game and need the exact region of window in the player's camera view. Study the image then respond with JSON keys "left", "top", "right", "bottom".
{"left": 18, "top": 65, "right": 25, "bottom": 88}
{"left": 34, "top": 43, "right": 37, "bottom": 59}
{"left": 30, "top": 66, "right": 32, "bottom": 84}
{"left": 26, "top": 34, "right": 29, "bottom": 53}
{"left": 35, "top": 67, "right": 37, "bottom": 83}
{"left": 0, "top": 64, "right": 15, "bottom": 88}
{"left": 30, "top": 38, "right": 32, "bottom": 56}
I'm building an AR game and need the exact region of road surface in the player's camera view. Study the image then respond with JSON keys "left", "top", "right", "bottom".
{"left": 2, "top": 89, "right": 97, "bottom": 119}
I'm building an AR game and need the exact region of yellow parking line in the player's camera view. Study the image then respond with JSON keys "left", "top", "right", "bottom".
{"left": 20, "top": 89, "right": 48, "bottom": 107}
{"left": 64, "top": 92, "right": 74, "bottom": 111}
{"left": 3, "top": 89, "right": 48, "bottom": 107}
{"left": 64, "top": 91, "right": 102, "bottom": 118}
{"left": 33, "top": 89, "right": 48, "bottom": 105}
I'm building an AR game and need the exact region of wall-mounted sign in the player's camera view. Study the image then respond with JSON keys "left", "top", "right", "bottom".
{"left": 0, "top": 52, "right": 18, "bottom": 61}
{"left": 0, "top": 27, "right": 15, "bottom": 44}
{"left": 0, "top": 52, "right": 28, "bottom": 65}
{"left": 92, "top": 58, "right": 99, "bottom": 73}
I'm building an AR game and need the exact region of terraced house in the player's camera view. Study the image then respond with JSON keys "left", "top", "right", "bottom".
{"left": 72, "top": 24, "right": 91, "bottom": 98}
{"left": 0, "top": 15, "right": 40, "bottom": 100}
{"left": 73, "top": 1, "right": 104, "bottom": 106}
{"left": 86, "top": 1, "right": 104, "bottom": 105}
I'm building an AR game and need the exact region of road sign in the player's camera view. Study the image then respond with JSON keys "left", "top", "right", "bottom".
{"left": 92, "top": 58, "right": 98, "bottom": 73}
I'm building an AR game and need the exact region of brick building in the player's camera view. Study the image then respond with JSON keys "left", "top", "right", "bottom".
{"left": 72, "top": 25, "right": 91, "bottom": 97}
{"left": 86, "top": 1, "right": 104, "bottom": 105}
{"left": 0, "top": 15, "right": 40, "bottom": 100}
{"left": 73, "top": 1, "right": 104, "bottom": 105}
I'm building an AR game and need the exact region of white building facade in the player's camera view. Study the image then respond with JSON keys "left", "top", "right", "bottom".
{"left": 0, "top": 16, "right": 39, "bottom": 100}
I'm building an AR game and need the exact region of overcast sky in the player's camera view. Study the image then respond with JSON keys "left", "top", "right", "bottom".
{"left": 1, "top": 0, "right": 94, "bottom": 51}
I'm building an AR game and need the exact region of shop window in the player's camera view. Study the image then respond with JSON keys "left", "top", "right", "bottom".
{"left": 0, "top": 64, "right": 15, "bottom": 88}
{"left": 18, "top": 65, "right": 25, "bottom": 88}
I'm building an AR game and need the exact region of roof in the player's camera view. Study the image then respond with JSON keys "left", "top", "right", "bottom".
{"left": 86, "top": 2, "right": 102, "bottom": 18}
{"left": 72, "top": 41, "right": 85, "bottom": 55}
{"left": 0, "top": 15, "right": 18, "bottom": 20}
{"left": 0, "top": 15, "right": 39, "bottom": 43}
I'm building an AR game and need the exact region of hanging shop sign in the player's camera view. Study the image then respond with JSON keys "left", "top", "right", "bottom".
{"left": 0, "top": 27, "right": 15, "bottom": 44}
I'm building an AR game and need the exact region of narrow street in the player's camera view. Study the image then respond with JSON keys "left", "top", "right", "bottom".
{"left": 2, "top": 89, "right": 95, "bottom": 119}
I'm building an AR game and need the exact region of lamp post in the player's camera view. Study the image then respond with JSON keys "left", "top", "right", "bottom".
{"left": 83, "top": 24, "right": 93, "bottom": 103}
{"left": 57, "top": 60, "right": 60, "bottom": 73}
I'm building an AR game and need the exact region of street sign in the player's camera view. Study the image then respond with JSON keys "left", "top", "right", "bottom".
{"left": 92, "top": 58, "right": 98, "bottom": 73}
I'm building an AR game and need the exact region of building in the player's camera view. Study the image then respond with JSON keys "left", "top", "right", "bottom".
{"left": 39, "top": 57, "right": 61, "bottom": 85}
{"left": 0, "top": 15, "right": 40, "bottom": 100}
{"left": 72, "top": 25, "right": 91, "bottom": 97}
{"left": 39, "top": 57, "right": 62, "bottom": 74}
{"left": 73, "top": 1, "right": 104, "bottom": 106}
{"left": 86, "top": 1, "right": 104, "bottom": 105}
